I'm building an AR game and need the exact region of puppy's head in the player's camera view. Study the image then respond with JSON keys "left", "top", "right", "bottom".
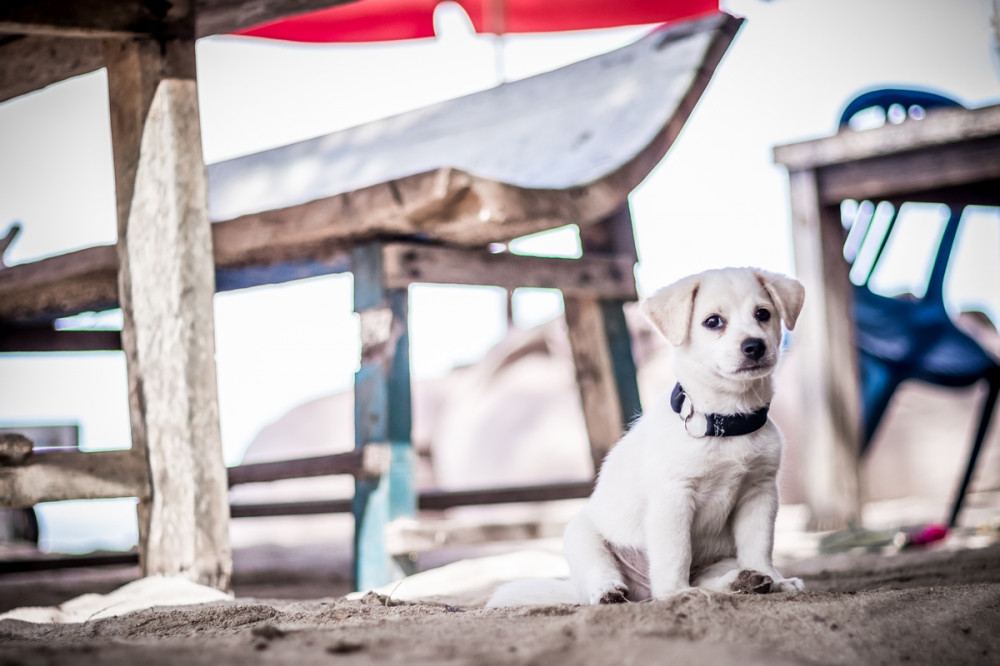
{"left": 641, "top": 268, "right": 805, "bottom": 381}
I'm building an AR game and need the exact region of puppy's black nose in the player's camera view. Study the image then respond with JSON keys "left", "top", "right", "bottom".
{"left": 742, "top": 337, "right": 766, "bottom": 361}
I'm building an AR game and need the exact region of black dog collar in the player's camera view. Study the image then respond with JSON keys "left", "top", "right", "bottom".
{"left": 670, "top": 383, "right": 769, "bottom": 438}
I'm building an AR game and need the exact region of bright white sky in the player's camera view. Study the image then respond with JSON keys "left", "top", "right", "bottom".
{"left": 1, "top": 0, "right": 998, "bottom": 551}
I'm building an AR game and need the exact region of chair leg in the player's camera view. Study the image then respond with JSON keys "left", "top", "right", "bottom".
{"left": 948, "top": 377, "right": 1000, "bottom": 527}
{"left": 858, "top": 355, "right": 907, "bottom": 453}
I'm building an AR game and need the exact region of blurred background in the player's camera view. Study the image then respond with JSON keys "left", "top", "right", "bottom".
{"left": 0, "top": 0, "right": 998, "bottom": 556}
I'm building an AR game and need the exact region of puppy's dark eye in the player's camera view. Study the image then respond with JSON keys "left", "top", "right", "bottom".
{"left": 755, "top": 308, "right": 771, "bottom": 323}
{"left": 703, "top": 315, "right": 724, "bottom": 330}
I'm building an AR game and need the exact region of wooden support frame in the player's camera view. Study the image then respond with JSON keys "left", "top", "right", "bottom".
{"left": 229, "top": 480, "right": 594, "bottom": 519}
{"left": 105, "top": 30, "right": 231, "bottom": 589}
{"left": 785, "top": 170, "right": 863, "bottom": 530}
{"left": 345, "top": 233, "right": 639, "bottom": 586}
{"left": 564, "top": 205, "right": 643, "bottom": 472}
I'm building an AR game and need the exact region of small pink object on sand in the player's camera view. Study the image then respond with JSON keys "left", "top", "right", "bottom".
{"left": 906, "top": 524, "right": 948, "bottom": 547}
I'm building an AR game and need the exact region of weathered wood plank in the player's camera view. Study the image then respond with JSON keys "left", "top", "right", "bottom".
{"left": 417, "top": 481, "right": 593, "bottom": 511}
{"left": 773, "top": 104, "right": 1000, "bottom": 171}
{"left": 105, "top": 33, "right": 231, "bottom": 589}
{"left": 0, "top": 245, "right": 118, "bottom": 325}
{"left": 227, "top": 448, "right": 387, "bottom": 487}
{"left": 0, "top": 0, "right": 357, "bottom": 103}
{"left": 228, "top": 481, "right": 593, "bottom": 518}
{"left": 0, "top": 449, "right": 148, "bottom": 507}
{"left": 0, "top": 326, "right": 121, "bottom": 352}
{"left": 229, "top": 499, "right": 353, "bottom": 518}
{"left": 786, "top": 169, "right": 862, "bottom": 531}
{"left": 0, "top": 34, "right": 104, "bottom": 104}
{"left": 352, "top": 243, "right": 416, "bottom": 591}
{"left": 0, "top": 551, "right": 139, "bottom": 574}
{"left": 815, "top": 135, "right": 1000, "bottom": 206}
{"left": 380, "top": 243, "right": 638, "bottom": 298}
{"left": 0, "top": 232, "right": 353, "bottom": 325}
{"left": 0, "top": 0, "right": 195, "bottom": 39}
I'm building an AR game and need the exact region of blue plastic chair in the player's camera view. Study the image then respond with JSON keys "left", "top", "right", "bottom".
{"left": 840, "top": 89, "right": 1000, "bottom": 527}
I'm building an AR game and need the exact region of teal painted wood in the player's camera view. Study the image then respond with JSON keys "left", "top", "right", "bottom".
{"left": 600, "top": 300, "right": 643, "bottom": 428}
{"left": 351, "top": 244, "right": 416, "bottom": 591}
{"left": 580, "top": 204, "right": 642, "bottom": 429}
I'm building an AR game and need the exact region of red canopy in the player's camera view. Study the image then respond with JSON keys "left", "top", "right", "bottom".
{"left": 235, "top": 0, "right": 720, "bottom": 43}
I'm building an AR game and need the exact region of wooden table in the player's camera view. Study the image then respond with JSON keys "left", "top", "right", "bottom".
{"left": 773, "top": 103, "right": 1000, "bottom": 530}
{"left": 1, "top": 6, "right": 742, "bottom": 590}
{"left": 0, "top": 0, "right": 356, "bottom": 591}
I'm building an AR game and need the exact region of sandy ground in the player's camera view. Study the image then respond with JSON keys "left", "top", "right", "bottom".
{"left": 2, "top": 316, "right": 999, "bottom": 664}
{"left": 2, "top": 531, "right": 1000, "bottom": 666}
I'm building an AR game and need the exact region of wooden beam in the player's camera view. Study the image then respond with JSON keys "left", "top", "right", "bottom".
{"left": 0, "top": 245, "right": 118, "bottom": 325}
{"left": 0, "top": 1, "right": 359, "bottom": 103}
{"left": 417, "top": 481, "right": 592, "bottom": 511}
{"left": 0, "top": 326, "right": 121, "bottom": 352}
{"left": 815, "top": 135, "right": 1000, "bottom": 206}
{"left": 193, "top": 0, "right": 359, "bottom": 40}
{"left": 0, "top": 35, "right": 104, "bottom": 104}
{"left": 0, "top": 0, "right": 195, "bottom": 38}
{"left": 772, "top": 104, "right": 1000, "bottom": 171}
{"left": 380, "top": 243, "right": 638, "bottom": 299}
{"left": 786, "top": 169, "right": 863, "bottom": 531}
{"left": 228, "top": 481, "right": 593, "bottom": 518}
{"left": 0, "top": 234, "right": 353, "bottom": 326}
{"left": 105, "top": 32, "right": 231, "bottom": 590}
{"left": 0, "top": 1, "right": 360, "bottom": 39}
{"left": 0, "top": 551, "right": 139, "bottom": 574}
{"left": 229, "top": 499, "right": 352, "bottom": 518}
{"left": 226, "top": 448, "right": 387, "bottom": 487}
{"left": 0, "top": 449, "right": 148, "bottom": 507}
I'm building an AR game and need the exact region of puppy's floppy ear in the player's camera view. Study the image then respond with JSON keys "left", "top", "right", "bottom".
{"left": 641, "top": 275, "right": 700, "bottom": 346}
{"left": 755, "top": 270, "right": 805, "bottom": 330}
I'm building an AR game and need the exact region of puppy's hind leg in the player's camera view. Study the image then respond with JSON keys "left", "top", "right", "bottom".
{"left": 693, "top": 559, "right": 795, "bottom": 595}
{"left": 692, "top": 559, "right": 748, "bottom": 593}
{"left": 564, "top": 511, "right": 628, "bottom": 604}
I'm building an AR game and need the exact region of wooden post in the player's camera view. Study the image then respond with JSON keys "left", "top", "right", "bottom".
{"left": 105, "top": 31, "right": 231, "bottom": 589}
{"left": 352, "top": 244, "right": 416, "bottom": 591}
{"left": 787, "top": 169, "right": 863, "bottom": 531}
{"left": 564, "top": 205, "right": 642, "bottom": 472}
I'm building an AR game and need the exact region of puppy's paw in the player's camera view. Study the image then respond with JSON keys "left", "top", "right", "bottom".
{"left": 730, "top": 569, "right": 774, "bottom": 595}
{"left": 770, "top": 577, "right": 804, "bottom": 594}
{"left": 590, "top": 581, "right": 629, "bottom": 605}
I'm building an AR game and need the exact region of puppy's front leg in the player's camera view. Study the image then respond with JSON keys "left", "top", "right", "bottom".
{"left": 564, "top": 510, "right": 628, "bottom": 604}
{"left": 645, "top": 489, "right": 696, "bottom": 598}
{"left": 732, "top": 481, "right": 803, "bottom": 592}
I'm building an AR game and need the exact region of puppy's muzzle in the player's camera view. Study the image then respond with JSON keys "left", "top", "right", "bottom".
{"left": 741, "top": 337, "right": 766, "bottom": 361}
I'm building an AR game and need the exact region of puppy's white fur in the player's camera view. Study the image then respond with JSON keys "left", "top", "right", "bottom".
{"left": 488, "top": 267, "right": 805, "bottom": 607}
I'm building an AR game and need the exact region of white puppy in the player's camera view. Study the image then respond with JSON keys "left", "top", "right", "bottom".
{"left": 488, "top": 267, "right": 805, "bottom": 607}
